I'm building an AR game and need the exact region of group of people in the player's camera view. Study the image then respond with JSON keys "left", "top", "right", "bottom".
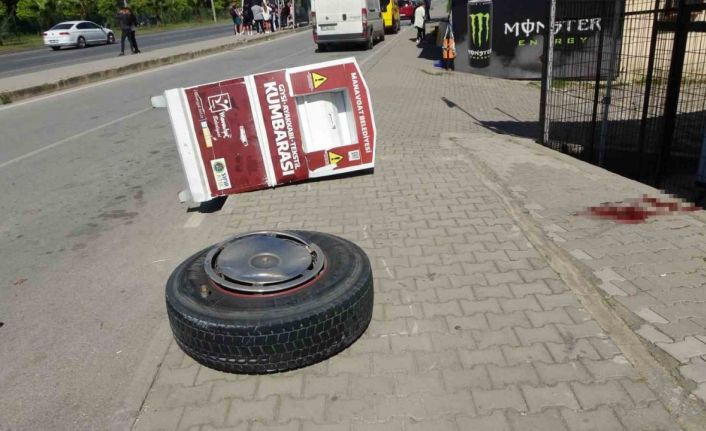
{"left": 116, "top": 5, "right": 140, "bottom": 56}
{"left": 229, "top": 1, "right": 294, "bottom": 36}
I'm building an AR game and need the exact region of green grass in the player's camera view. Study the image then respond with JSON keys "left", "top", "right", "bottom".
{"left": 0, "top": 17, "right": 231, "bottom": 54}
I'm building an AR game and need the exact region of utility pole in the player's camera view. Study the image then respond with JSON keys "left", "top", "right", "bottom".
{"left": 211, "top": 0, "right": 218, "bottom": 23}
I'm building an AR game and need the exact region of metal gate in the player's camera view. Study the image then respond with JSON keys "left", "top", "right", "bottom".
{"left": 540, "top": 0, "right": 706, "bottom": 203}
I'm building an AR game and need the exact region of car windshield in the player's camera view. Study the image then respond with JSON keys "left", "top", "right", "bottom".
{"left": 50, "top": 23, "right": 74, "bottom": 30}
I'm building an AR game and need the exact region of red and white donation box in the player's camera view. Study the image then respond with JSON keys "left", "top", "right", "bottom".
{"left": 152, "top": 58, "right": 376, "bottom": 203}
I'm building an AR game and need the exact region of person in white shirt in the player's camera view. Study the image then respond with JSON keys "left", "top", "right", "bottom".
{"left": 413, "top": 1, "right": 426, "bottom": 44}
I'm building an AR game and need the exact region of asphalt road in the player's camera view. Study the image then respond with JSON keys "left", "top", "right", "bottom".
{"left": 0, "top": 27, "right": 408, "bottom": 430}
{"left": 0, "top": 23, "right": 237, "bottom": 79}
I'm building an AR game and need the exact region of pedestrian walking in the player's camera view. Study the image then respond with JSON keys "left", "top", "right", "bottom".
{"left": 252, "top": 2, "right": 264, "bottom": 34}
{"left": 116, "top": 5, "right": 139, "bottom": 55}
{"left": 413, "top": 1, "right": 425, "bottom": 44}
{"left": 230, "top": 2, "right": 242, "bottom": 35}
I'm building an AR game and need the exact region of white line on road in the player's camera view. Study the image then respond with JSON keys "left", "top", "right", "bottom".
{"left": 0, "top": 28, "right": 398, "bottom": 171}
{"left": 0, "top": 107, "right": 151, "bottom": 170}
{"left": 360, "top": 26, "right": 410, "bottom": 69}
{"left": 183, "top": 212, "right": 206, "bottom": 228}
{"left": 0, "top": 31, "right": 306, "bottom": 110}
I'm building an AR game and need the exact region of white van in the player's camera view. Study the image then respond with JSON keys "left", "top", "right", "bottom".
{"left": 312, "top": 0, "right": 386, "bottom": 51}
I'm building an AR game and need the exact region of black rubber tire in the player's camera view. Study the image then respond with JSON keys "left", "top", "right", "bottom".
{"left": 77, "top": 37, "right": 86, "bottom": 48}
{"left": 317, "top": 43, "right": 327, "bottom": 52}
{"left": 51, "top": 46, "right": 60, "bottom": 51}
{"left": 365, "top": 33, "right": 374, "bottom": 50}
{"left": 107, "top": 33, "right": 115, "bottom": 44}
{"left": 166, "top": 230, "right": 374, "bottom": 374}
{"left": 380, "top": 29, "right": 385, "bottom": 41}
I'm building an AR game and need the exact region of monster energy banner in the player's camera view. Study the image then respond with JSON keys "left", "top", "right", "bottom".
{"left": 451, "top": 0, "right": 611, "bottom": 79}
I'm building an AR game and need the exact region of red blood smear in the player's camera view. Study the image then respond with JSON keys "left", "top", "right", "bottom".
{"left": 587, "top": 204, "right": 653, "bottom": 223}
{"left": 583, "top": 195, "right": 701, "bottom": 224}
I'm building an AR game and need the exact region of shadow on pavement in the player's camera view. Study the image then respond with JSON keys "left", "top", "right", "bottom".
{"left": 441, "top": 96, "right": 540, "bottom": 140}
{"left": 189, "top": 195, "right": 228, "bottom": 213}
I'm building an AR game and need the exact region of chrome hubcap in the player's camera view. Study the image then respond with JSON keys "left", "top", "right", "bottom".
{"left": 204, "top": 231, "right": 325, "bottom": 294}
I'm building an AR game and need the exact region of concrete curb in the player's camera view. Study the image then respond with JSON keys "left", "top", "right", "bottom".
{"left": 0, "top": 25, "right": 311, "bottom": 104}
{"left": 450, "top": 131, "right": 706, "bottom": 429}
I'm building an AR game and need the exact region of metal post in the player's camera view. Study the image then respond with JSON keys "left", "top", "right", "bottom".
{"left": 654, "top": 0, "right": 690, "bottom": 186}
{"left": 589, "top": 0, "right": 608, "bottom": 163}
{"left": 211, "top": 0, "right": 218, "bottom": 23}
{"left": 635, "top": 0, "right": 662, "bottom": 180}
{"left": 597, "top": 0, "right": 626, "bottom": 167}
{"left": 541, "top": 0, "right": 556, "bottom": 146}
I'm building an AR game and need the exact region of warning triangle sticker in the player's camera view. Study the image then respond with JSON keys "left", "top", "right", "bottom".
{"left": 312, "top": 72, "right": 328, "bottom": 89}
{"left": 328, "top": 151, "right": 343, "bottom": 165}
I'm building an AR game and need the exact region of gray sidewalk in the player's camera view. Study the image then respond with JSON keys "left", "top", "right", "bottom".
{"left": 131, "top": 27, "right": 705, "bottom": 431}
{"left": 455, "top": 130, "right": 706, "bottom": 403}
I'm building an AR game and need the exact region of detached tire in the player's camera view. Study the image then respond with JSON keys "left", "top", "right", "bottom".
{"left": 166, "top": 231, "right": 373, "bottom": 374}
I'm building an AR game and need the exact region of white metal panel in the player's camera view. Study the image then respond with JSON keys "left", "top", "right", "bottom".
{"left": 164, "top": 89, "right": 212, "bottom": 203}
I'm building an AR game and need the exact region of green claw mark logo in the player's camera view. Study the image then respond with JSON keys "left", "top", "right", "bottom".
{"left": 213, "top": 162, "right": 225, "bottom": 173}
{"left": 469, "top": 12, "right": 491, "bottom": 45}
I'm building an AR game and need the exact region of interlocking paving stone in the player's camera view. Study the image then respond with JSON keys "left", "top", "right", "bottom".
{"left": 132, "top": 24, "right": 689, "bottom": 431}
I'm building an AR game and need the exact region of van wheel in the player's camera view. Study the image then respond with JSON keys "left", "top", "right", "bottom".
{"left": 380, "top": 29, "right": 385, "bottom": 41}
{"left": 365, "top": 33, "right": 373, "bottom": 50}
{"left": 165, "top": 230, "right": 374, "bottom": 374}
{"left": 395, "top": 19, "right": 400, "bottom": 33}
{"left": 317, "top": 43, "right": 327, "bottom": 52}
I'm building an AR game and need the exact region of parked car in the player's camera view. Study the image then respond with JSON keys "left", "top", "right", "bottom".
{"left": 43, "top": 21, "right": 115, "bottom": 51}
{"left": 398, "top": 0, "right": 414, "bottom": 21}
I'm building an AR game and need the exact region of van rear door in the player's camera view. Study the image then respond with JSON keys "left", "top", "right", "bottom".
{"left": 315, "top": 0, "right": 364, "bottom": 35}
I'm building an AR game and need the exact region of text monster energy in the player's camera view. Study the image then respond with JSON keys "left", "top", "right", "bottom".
{"left": 467, "top": 0, "right": 492, "bottom": 68}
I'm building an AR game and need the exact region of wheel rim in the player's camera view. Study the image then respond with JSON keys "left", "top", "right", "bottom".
{"left": 78, "top": 38, "right": 85, "bottom": 47}
{"left": 204, "top": 231, "right": 325, "bottom": 294}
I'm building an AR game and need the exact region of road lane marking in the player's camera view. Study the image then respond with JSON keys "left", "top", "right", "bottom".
{"left": 0, "top": 28, "right": 397, "bottom": 170}
{"left": 183, "top": 212, "right": 206, "bottom": 228}
{"left": 0, "top": 107, "right": 151, "bottom": 170}
{"left": 0, "top": 31, "right": 307, "bottom": 110}
{"left": 360, "top": 26, "right": 410, "bottom": 69}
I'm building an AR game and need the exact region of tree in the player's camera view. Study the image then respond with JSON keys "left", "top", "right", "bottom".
{"left": 0, "top": 0, "right": 18, "bottom": 20}
{"left": 96, "top": 0, "right": 117, "bottom": 24}
{"left": 16, "top": 0, "right": 61, "bottom": 29}
{"left": 64, "top": 0, "right": 97, "bottom": 19}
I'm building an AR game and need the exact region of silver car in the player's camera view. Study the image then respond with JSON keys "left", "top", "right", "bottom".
{"left": 43, "top": 21, "right": 116, "bottom": 51}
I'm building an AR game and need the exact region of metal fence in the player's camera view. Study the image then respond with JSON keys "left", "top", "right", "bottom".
{"left": 540, "top": 0, "right": 706, "bottom": 204}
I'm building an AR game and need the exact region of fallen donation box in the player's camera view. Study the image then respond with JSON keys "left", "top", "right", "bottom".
{"left": 153, "top": 58, "right": 376, "bottom": 203}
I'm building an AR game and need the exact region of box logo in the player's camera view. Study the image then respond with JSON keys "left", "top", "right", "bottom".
{"left": 207, "top": 93, "right": 232, "bottom": 114}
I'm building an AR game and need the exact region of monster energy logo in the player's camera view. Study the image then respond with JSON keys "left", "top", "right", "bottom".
{"left": 469, "top": 13, "right": 490, "bottom": 45}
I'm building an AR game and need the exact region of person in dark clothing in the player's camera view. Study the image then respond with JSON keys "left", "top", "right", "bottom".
{"left": 129, "top": 11, "right": 140, "bottom": 54}
{"left": 243, "top": 0, "right": 254, "bottom": 35}
{"left": 116, "top": 6, "right": 139, "bottom": 55}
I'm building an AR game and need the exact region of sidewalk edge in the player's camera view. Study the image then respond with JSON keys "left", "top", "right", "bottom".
{"left": 452, "top": 132, "right": 706, "bottom": 430}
